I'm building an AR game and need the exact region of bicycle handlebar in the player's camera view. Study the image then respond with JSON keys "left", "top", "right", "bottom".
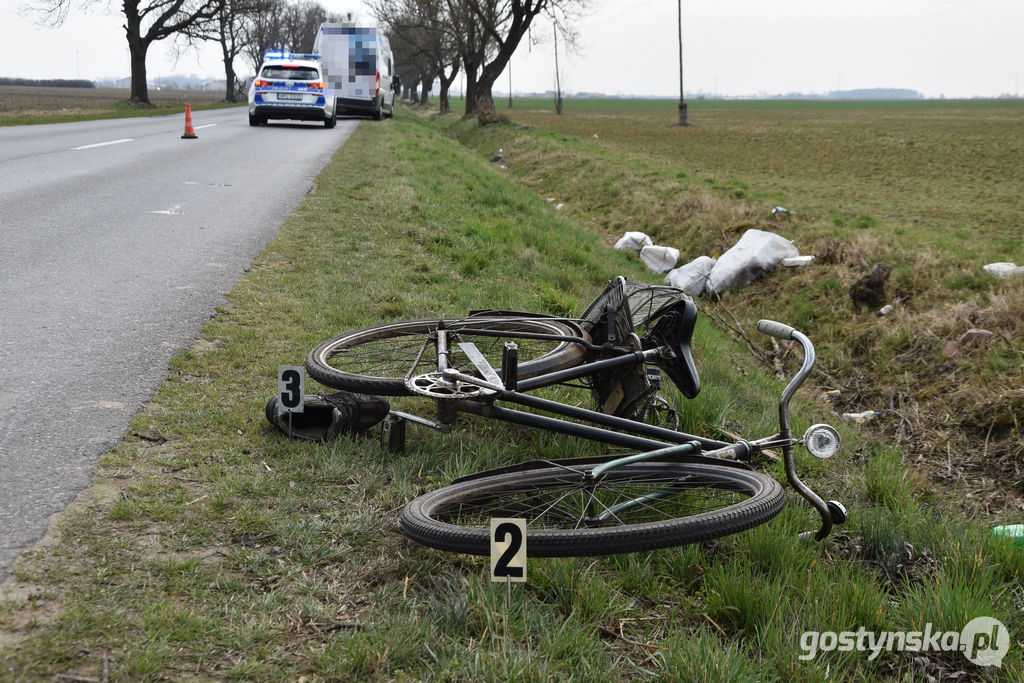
{"left": 759, "top": 321, "right": 835, "bottom": 542}
{"left": 756, "top": 319, "right": 797, "bottom": 340}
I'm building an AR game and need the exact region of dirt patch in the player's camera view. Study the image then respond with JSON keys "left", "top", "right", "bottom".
{"left": 0, "top": 477, "right": 122, "bottom": 650}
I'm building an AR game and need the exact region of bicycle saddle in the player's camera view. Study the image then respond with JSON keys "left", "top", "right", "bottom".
{"left": 644, "top": 299, "right": 700, "bottom": 399}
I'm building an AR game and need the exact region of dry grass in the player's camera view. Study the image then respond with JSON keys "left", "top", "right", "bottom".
{"left": 0, "top": 85, "right": 236, "bottom": 125}
{"left": 446, "top": 101, "right": 1024, "bottom": 512}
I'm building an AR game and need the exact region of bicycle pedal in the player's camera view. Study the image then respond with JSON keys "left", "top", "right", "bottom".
{"left": 381, "top": 414, "right": 406, "bottom": 453}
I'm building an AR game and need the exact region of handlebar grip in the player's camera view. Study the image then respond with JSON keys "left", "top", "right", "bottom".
{"left": 757, "top": 319, "right": 796, "bottom": 340}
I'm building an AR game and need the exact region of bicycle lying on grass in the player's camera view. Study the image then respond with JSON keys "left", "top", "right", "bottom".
{"left": 275, "top": 277, "right": 847, "bottom": 557}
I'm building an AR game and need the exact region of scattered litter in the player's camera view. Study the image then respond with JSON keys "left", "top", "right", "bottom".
{"left": 959, "top": 328, "right": 994, "bottom": 346}
{"left": 664, "top": 256, "right": 716, "bottom": 297}
{"left": 516, "top": 125, "right": 532, "bottom": 130}
{"left": 593, "top": 134, "right": 598, "bottom": 138}
{"left": 544, "top": 197, "right": 557, "bottom": 202}
{"left": 850, "top": 263, "right": 891, "bottom": 309}
{"left": 490, "top": 154, "right": 505, "bottom": 163}
{"left": 992, "top": 525, "right": 1024, "bottom": 545}
{"left": 708, "top": 229, "right": 799, "bottom": 295}
{"left": 772, "top": 206, "right": 795, "bottom": 215}
{"left": 942, "top": 340, "right": 960, "bottom": 357}
{"left": 983, "top": 262, "right": 1024, "bottom": 278}
{"left": 781, "top": 255, "right": 815, "bottom": 267}
{"left": 820, "top": 390, "right": 841, "bottom": 401}
{"left": 842, "top": 410, "right": 880, "bottom": 423}
{"left": 639, "top": 245, "right": 680, "bottom": 273}
{"left": 877, "top": 294, "right": 913, "bottom": 316}
{"left": 614, "top": 231, "right": 653, "bottom": 252}
{"left": 555, "top": 203, "right": 564, "bottom": 210}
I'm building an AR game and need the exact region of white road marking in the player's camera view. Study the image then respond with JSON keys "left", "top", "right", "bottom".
{"left": 193, "top": 124, "right": 217, "bottom": 130}
{"left": 71, "top": 138, "right": 134, "bottom": 150}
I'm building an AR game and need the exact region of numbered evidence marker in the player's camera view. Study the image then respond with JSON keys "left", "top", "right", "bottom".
{"left": 277, "top": 365, "right": 305, "bottom": 439}
{"left": 490, "top": 518, "right": 527, "bottom": 583}
{"left": 277, "top": 366, "right": 305, "bottom": 413}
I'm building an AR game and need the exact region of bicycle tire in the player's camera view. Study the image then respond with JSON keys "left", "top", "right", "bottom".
{"left": 401, "top": 461, "right": 786, "bottom": 557}
{"left": 306, "top": 317, "right": 588, "bottom": 396}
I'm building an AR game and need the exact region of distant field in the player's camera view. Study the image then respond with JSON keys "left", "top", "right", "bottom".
{"left": 0, "top": 85, "right": 240, "bottom": 126}
{"left": 509, "top": 96, "right": 1024, "bottom": 111}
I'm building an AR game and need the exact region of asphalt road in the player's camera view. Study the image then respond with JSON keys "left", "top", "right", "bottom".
{"left": 0, "top": 108, "right": 360, "bottom": 582}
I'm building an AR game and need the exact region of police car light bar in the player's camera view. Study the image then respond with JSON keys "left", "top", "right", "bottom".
{"left": 263, "top": 51, "right": 322, "bottom": 61}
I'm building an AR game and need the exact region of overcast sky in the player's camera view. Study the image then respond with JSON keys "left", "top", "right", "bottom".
{"left": 3, "top": 0, "right": 1022, "bottom": 98}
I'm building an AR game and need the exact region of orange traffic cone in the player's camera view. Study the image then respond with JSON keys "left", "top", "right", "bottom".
{"left": 181, "top": 104, "right": 198, "bottom": 139}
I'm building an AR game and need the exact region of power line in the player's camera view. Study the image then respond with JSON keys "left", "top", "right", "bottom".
{"left": 583, "top": 0, "right": 657, "bottom": 27}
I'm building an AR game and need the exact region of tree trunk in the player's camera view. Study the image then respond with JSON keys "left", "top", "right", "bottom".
{"left": 463, "top": 60, "right": 477, "bottom": 115}
{"left": 221, "top": 42, "right": 237, "bottom": 103}
{"left": 125, "top": 20, "right": 151, "bottom": 104}
{"left": 438, "top": 63, "right": 459, "bottom": 114}
{"left": 474, "top": 80, "right": 496, "bottom": 125}
{"left": 419, "top": 77, "right": 430, "bottom": 106}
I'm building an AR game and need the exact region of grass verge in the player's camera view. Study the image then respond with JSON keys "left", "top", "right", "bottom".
{"left": 1, "top": 105, "right": 1021, "bottom": 681}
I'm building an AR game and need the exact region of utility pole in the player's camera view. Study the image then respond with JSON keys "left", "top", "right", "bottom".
{"left": 677, "top": 0, "right": 687, "bottom": 125}
{"left": 554, "top": 21, "right": 563, "bottom": 114}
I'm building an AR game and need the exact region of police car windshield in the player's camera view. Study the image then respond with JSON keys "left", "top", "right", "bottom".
{"left": 261, "top": 66, "right": 319, "bottom": 80}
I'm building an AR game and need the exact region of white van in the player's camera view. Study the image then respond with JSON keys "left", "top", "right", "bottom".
{"left": 314, "top": 23, "right": 396, "bottom": 121}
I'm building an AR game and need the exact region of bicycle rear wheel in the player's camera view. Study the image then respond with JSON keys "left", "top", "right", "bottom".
{"left": 306, "top": 317, "right": 587, "bottom": 396}
{"left": 401, "top": 461, "right": 786, "bottom": 557}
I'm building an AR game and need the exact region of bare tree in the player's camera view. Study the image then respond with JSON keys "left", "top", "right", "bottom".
{"left": 464, "top": 0, "right": 586, "bottom": 124}
{"left": 372, "top": 0, "right": 461, "bottom": 112}
{"left": 444, "top": 0, "right": 495, "bottom": 116}
{"left": 25, "top": 0, "right": 225, "bottom": 104}
{"left": 239, "top": 0, "right": 337, "bottom": 76}
{"left": 172, "top": 0, "right": 266, "bottom": 101}
{"left": 280, "top": 0, "right": 334, "bottom": 52}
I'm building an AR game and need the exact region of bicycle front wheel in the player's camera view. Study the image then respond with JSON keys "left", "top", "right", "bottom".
{"left": 306, "top": 317, "right": 588, "bottom": 395}
{"left": 401, "top": 462, "right": 786, "bottom": 557}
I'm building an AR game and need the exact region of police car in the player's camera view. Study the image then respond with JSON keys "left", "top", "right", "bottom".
{"left": 248, "top": 52, "right": 337, "bottom": 128}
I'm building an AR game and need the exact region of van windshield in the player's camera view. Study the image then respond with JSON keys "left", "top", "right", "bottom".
{"left": 261, "top": 66, "right": 319, "bottom": 80}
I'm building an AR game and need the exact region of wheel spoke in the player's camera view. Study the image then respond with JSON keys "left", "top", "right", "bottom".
{"left": 438, "top": 470, "right": 750, "bottom": 531}
{"left": 402, "top": 461, "right": 785, "bottom": 557}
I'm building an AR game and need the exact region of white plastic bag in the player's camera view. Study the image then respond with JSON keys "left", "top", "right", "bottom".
{"left": 708, "top": 229, "right": 799, "bottom": 294}
{"left": 613, "top": 231, "right": 653, "bottom": 252}
{"left": 640, "top": 245, "right": 680, "bottom": 273}
{"left": 983, "top": 262, "right": 1024, "bottom": 279}
{"left": 664, "top": 256, "right": 717, "bottom": 297}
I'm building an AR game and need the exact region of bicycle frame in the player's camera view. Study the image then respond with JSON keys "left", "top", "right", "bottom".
{"left": 389, "top": 318, "right": 843, "bottom": 541}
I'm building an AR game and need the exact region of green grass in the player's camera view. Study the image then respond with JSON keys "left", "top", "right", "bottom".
{"left": 1, "top": 104, "right": 1022, "bottom": 681}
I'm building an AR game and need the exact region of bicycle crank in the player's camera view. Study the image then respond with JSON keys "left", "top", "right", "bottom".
{"left": 405, "top": 372, "right": 485, "bottom": 400}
